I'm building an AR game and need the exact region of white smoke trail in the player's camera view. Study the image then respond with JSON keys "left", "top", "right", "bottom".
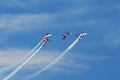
{"left": 3, "top": 41, "right": 45, "bottom": 80}
{"left": 26, "top": 35, "right": 82, "bottom": 80}
{"left": 0, "top": 40, "right": 43, "bottom": 75}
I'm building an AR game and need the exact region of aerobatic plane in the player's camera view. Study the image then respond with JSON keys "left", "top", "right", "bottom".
{"left": 41, "top": 33, "right": 52, "bottom": 39}
{"left": 62, "top": 32, "right": 71, "bottom": 40}
{"left": 41, "top": 38, "right": 49, "bottom": 47}
{"left": 76, "top": 32, "right": 87, "bottom": 39}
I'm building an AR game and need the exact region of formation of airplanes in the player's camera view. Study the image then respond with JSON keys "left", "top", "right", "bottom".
{"left": 40, "top": 32, "right": 87, "bottom": 47}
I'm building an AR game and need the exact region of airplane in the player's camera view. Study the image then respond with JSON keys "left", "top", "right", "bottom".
{"left": 76, "top": 32, "right": 87, "bottom": 39}
{"left": 41, "top": 33, "right": 52, "bottom": 39}
{"left": 41, "top": 38, "right": 49, "bottom": 47}
{"left": 62, "top": 32, "right": 71, "bottom": 40}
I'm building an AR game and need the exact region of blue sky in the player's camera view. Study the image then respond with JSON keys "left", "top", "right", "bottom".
{"left": 0, "top": 0, "right": 120, "bottom": 80}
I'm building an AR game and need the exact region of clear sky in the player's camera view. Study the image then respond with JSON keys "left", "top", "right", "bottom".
{"left": 0, "top": 0, "right": 120, "bottom": 80}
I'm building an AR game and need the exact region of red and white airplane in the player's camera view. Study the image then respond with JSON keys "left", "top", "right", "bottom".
{"left": 41, "top": 38, "right": 49, "bottom": 47}
{"left": 62, "top": 32, "right": 71, "bottom": 40}
{"left": 76, "top": 32, "right": 87, "bottom": 39}
{"left": 41, "top": 33, "right": 52, "bottom": 40}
